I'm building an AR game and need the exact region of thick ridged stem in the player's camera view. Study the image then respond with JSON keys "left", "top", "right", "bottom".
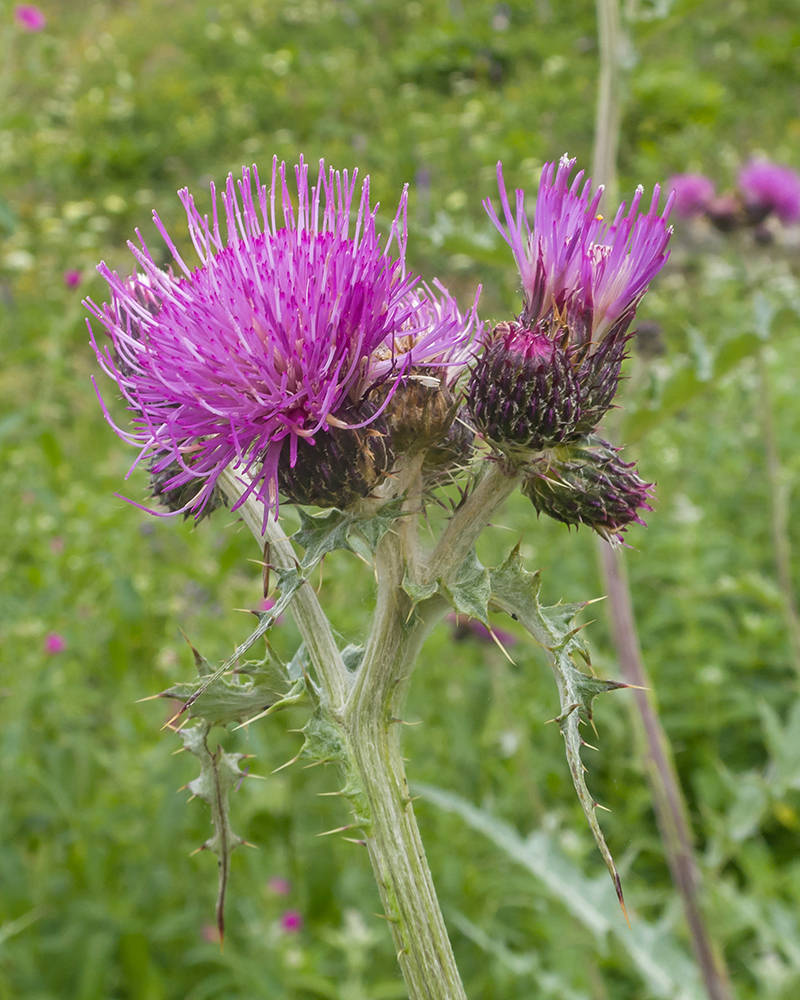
{"left": 345, "top": 531, "right": 462, "bottom": 999}
{"left": 218, "top": 467, "right": 349, "bottom": 712}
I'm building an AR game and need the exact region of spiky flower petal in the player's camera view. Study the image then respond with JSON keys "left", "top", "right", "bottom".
{"left": 89, "top": 158, "right": 468, "bottom": 524}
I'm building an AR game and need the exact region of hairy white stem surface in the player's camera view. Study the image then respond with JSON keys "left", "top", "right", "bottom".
{"left": 218, "top": 466, "right": 349, "bottom": 711}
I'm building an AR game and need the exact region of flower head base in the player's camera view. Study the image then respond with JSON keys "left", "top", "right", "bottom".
{"left": 667, "top": 173, "right": 716, "bottom": 219}
{"left": 469, "top": 157, "right": 672, "bottom": 456}
{"left": 372, "top": 282, "right": 484, "bottom": 456}
{"left": 89, "top": 158, "right": 468, "bottom": 525}
{"left": 738, "top": 160, "right": 800, "bottom": 225}
{"left": 522, "top": 437, "right": 654, "bottom": 544}
{"left": 278, "top": 398, "right": 394, "bottom": 508}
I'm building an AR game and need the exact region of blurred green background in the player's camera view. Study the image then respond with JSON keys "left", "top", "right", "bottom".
{"left": 3, "top": 0, "right": 800, "bottom": 997}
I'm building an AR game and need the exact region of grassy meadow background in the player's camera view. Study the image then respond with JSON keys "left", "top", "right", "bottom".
{"left": 3, "top": 0, "right": 800, "bottom": 997}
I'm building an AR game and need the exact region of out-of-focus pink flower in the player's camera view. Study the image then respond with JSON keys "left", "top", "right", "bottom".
{"left": 267, "top": 876, "right": 292, "bottom": 896}
{"left": 44, "top": 632, "right": 66, "bottom": 654}
{"left": 446, "top": 613, "right": 517, "bottom": 647}
{"left": 667, "top": 173, "right": 715, "bottom": 218}
{"left": 14, "top": 5, "right": 46, "bottom": 31}
{"left": 738, "top": 159, "right": 800, "bottom": 225}
{"left": 280, "top": 909, "right": 303, "bottom": 933}
{"left": 49, "top": 536, "right": 64, "bottom": 554}
{"left": 200, "top": 923, "right": 220, "bottom": 943}
{"left": 260, "top": 597, "right": 285, "bottom": 625}
{"left": 64, "top": 270, "right": 82, "bottom": 289}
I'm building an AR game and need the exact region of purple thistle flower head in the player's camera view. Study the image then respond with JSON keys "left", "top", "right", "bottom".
{"left": 667, "top": 173, "right": 716, "bottom": 218}
{"left": 89, "top": 158, "right": 466, "bottom": 525}
{"left": 485, "top": 155, "right": 673, "bottom": 345}
{"left": 738, "top": 159, "right": 800, "bottom": 225}
{"left": 468, "top": 156, "right": 672, "bottom": 455}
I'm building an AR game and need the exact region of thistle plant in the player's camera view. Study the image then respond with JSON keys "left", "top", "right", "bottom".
{"left": 88, "top": 154, "right": 672, "bottom": 999}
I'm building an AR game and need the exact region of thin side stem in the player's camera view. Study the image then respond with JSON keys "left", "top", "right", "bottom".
{"left": 757, "top": 350, "right": 800, "bottom": 676}
{"left": 427, "top": 459, "right": 521, "bottom": 584}
{"left": 590, "top": 4, "right": 733, "bottom": 996}
{"left": 599, "top": 544, "right": 734, "bottom": 1000}
{"left": 218, "top": 467, "right": 349, "bottom": 711}
{"left": 592, "top": 0, "right": 622, "bottom": 208}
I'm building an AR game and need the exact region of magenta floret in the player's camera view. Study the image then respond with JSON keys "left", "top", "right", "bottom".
{"left": 89, "top": 158, "right": 472, "bottom": 524}
{"left": 485, "top": 155, "right": 674, "bottom": 345}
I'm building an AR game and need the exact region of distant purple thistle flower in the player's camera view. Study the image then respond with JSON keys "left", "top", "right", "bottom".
{"left": 667, "top": 173, "right": 716, "bottom": 218}
{"left": 446, "top": 612, "right": 517, "bottom": 647}
{"left": 88, "top": 158, "right": 463, "bottom": 525}
{"left": 267, "top": 876, "right": 292, "bottom": 896}
{"left": 44, "top": 632, "right": 66, "bottom": 654}
{"left": 280, "top": 909, "right": 303, "bottom": 933}
{"left": 738, "top": 159, "right": 800, "bottom": 225}
{"left": 14, "top": 5, "right": 46, "bottom": 30}
{"left": 64, "top": 269, "right": 82, "bottom": 289}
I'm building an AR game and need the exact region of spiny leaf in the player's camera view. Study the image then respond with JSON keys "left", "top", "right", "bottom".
{"left": 402, "top": 549, "right": 491, "bottom": 625}
{"left": 160, "top": 640, "right": 301, "bottom": 727}
{"left": 443, "top": 549, "right": 491, "bottom": 624}
{"left": 181, "top": 723, "right": 248, "bottom": 940}
{"left": 293, "top": 500, "right": 406, "bottom": 571}
{"left": 490, "top": 543, "right": 630, "bottom": 916}
{"left": 169, "top": 566, "right": 304, "bottom": 724}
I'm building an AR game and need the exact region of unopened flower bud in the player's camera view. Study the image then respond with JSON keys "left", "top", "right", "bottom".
{"left": 379, "top": 370, "right": 458, "bottom": 455}
{"left": 522, "top": 438, "right": 653, "bottom": 543}
{"left": 467, "top": 322, "right": 625, "bottom": 455}
{"left": 278, "top": 399, "right": 394, "bottom": 509}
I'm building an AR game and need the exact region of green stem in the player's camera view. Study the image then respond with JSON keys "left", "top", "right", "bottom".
{"left": 427, "top": 459, "right": 520, "bottom": 584}
{"left": 598, "top": 544, "right": 734, "bottom": 1000}
{"left": 344, "top": 529, "right": 464, "bottom": 999}
{"left": 217, "top": 467, "right": 349, "bottom": 711}
{"left": 756, "top": 350, "right": 800, "bottom": 677}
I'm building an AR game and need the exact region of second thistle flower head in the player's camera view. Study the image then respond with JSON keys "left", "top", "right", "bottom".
{"left": 468, "top": 156, "right": 673, "bottom": 454}
{"left": 89, "top": 158, "right": 470, "bottom": 524}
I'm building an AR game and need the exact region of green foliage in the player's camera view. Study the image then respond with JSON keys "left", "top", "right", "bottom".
{"left": 4, "top": 0, "right": 800, "bottom": 998}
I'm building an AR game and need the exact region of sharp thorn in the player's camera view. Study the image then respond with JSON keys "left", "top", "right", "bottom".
{"left": 135, "top": 693, "right": 163, "bottom": 703}
{"left": 317, "top": 823, "right": 357, "bottom": 837}
{"left": 342, "top": 837, "right": 367, "bottom": 846}
{"left": 271, "top": 754, "right": 301, "bottom": 774}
